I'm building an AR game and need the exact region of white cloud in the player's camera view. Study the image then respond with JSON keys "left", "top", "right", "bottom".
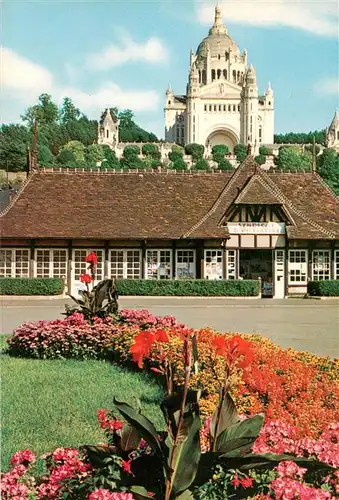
{"left": 1, "top": 47, "right": 54, "bottom": 98}
{"left": 86, "top": 33, "right": 169, "bottom": 70}
{"left": 1, "top": 47, "right": 161, "bottom": 120}
{"left": 197, "top": 1, "right": 338, "bottom": 37}
{"left": 313, "top": 77, "right": 339, "bottom": 96}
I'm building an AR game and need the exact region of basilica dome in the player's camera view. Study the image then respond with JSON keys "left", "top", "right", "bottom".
{"left": 196, "top": 5, "right": 240, "bottom": 59}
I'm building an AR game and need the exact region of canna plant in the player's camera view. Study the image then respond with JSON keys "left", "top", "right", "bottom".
{"left": 83, "top": 329, "right": 333, "bottom": 499}
{"left": 64, "top": 251, "right": 119, "bottom": 321}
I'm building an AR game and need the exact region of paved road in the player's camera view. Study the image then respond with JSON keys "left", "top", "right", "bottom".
{"left": 0, "top": 297, "right": 338, "bottom": 358}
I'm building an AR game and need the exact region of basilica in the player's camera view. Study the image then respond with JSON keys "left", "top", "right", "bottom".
{"left": 164, "top": 5, "right": 274, "bottom": 153}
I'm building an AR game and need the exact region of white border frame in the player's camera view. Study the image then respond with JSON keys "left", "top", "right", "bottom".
{"left": 145, "top": 249, "right": 172, "bottom": 280}
{"left": 175, "top": 249, "right": 196, "bottom": 279}
{"left": 109, "top": 249, "right": 142, "bottom": 279}
{"left": 288, "top": 249, "right": 308, "bottom": 285}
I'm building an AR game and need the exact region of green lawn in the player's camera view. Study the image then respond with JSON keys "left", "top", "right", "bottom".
{"left": 1, "top": 337, "right": 164, "bottom": 472}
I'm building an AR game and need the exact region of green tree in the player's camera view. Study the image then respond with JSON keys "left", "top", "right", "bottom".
{"left": 258, "top": 145, "right": 271, "bottom": 156}
{"left": 275, "top": 147, "right": 312, "bottom": 172}
{"left": 217, "top": 159, "right": 233, "bottom": 171}
{"left": 85, "top": 144, "right": 105, "bottom": 166}
{"left": 274, "top": 130, "right": 326, "bottom": 146}
{"left": 60, "top": 140, "right": 85, "bottom": 162}
{"left": 142, "top": 144, "right": 161, "bottom": 160}
{"left": 171, "top": 158, "right": 187, "bottom": 170}
{"left": 102, "top": 146, "right": 120, "bottom": 169}
{"left": 193, "top": 158, "right": 210, "bottom": 170}
{"left": 234, "top": 143, "right": 247, "bottom": 162}
{"left": 21, "top": 93, "right": 59, "bottom": 126}
{"left": 0, "top": 124, "right": 32, "bottom": 171}
{"left": 255, "top": 154, "right": 266, "bottom": 165}
{"left": 56, "top": 148, "right": 76, "bottom": 166}
{"left": 120, "top": 145, "right": 142, "bottom": 169}
{"left": 316, "top": 148, "right": 339, "bottom": 194}
{"left": 185, "top": 143, "right": 204, "bottom": 161}
{"left": 60, "top": 97, "right": 80, "bottom": 124}
{"left": 211, "top": 144, "right": 229, "bottom": 166}
{"left": 38, "top": 144, "right": 54, "bottom": 167}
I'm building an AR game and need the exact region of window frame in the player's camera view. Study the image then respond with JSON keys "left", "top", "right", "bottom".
{"left": 146, "top": 249, "right": 172, "bottom": 280}
{"left": 175, "top": 249, "right": 196, "bottom": 279}
{"left": 334, "top": 250, "right": 339, "bottom": 280}
{"left": 34, "top": 248, "right": 68, "bottom": 279}
{"left": 204, "top": 249, "right": 223, "bottom": 280}
{"left": 109, "top": 249, "right": 141, "bottom": 280}
{"left": 288, "top": 249, "right": 308, "bottom": 285}
{"left": 226, "top": 250, "right": 236, "bottom": 280}
{"left": 0, "top": 248, "right": 30, "bottom": 278}
{"left": 312, "top": 250, "right": 331, "bottom": 281}
{"left": 72, "top": 249, "right": 104, "bottom": 282}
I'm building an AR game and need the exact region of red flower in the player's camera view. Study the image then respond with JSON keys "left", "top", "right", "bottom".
{"left": 240, "top": 476, "right": 254, "bottom": 488}
{"left": 107, "top": 419, "right": 124, "bottom": 432}
{"left": 80, "top": 273, "right": 92, "bottom": 284}
{"left": 212, "top": 334, "right": 253, "bottom": 369}
{"left": 231, "top": 474, "right": 241, "bottom": 488}
{"left": 86, "top": 251, "right": 98, "bottom": 265}
{"left": 130, "top": 329, "right": 169, "bottom": 369}
{"left": 121, "top": 459, "right": 133, "bottom": 475}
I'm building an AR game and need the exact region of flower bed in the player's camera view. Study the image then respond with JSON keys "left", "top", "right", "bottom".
{"left": 3, "top": 309, "right": 339, "bottom": 498}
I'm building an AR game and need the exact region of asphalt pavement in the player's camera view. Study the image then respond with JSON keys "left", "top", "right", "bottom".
{"left": 0, "top": 297, "right": 338, "bottom": 358}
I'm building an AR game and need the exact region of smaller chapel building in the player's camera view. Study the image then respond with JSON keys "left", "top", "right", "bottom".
{"left": 1, "top": 156, "right": 338, "bottom": 298}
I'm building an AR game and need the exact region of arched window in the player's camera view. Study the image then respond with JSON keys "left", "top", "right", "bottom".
{"left": 202, "top": 69, "right": 206, "bottom": 84}
{"left": 106, "top": 129, "right": 109, "bottom": 138}
{"left": 223, "top": 69, "right": 227, "bottom": 79}
{"left": 225, "top": 51, "right": 229, "bottom": 61}
{"left": 232, "top": 70, "right": 236, "bottom": 83}
{"left": 228, "top": 105, "right": 231, "bottom": 112}
{"left": 168, "top": 100, "right": 171, "bottom": 105}
{"left": 218, "top": 54, "right": 221, "bottom": 60}
{"left": 211, "top": 69, "right": 216, "bottom": 81}
{"left": 199, "top": 70, "right": 201, "bottom": 83}
{"left": 237, "top": 71, "right": 240, "bottom": 82}
{"left": 217, "top": 69, "right": 221, "bottom": 79}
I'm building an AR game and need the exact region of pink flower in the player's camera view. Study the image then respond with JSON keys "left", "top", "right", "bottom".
{"left": 241, "top": 475, "right": 254, "bottom": 488}
{"left": 275, "top": 461, "right": 307, "bottom": 480}
{"left": 10, "top": 449, "right": 36, "bottom": 466}
{"left": 121, "top": 459, "right": 134, "bottom": 476}
{"left": 88, "top": 490, "right": 134, "bottom": 500}
{"left": 232, "top": 474, "right": 241, "bottom": 488}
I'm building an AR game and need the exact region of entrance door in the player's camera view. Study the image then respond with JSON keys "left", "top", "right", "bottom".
{"left": 71, "top": 249, "right": 104, "bottom": 296}
{"left": 274, "top": 249, "right": 285, "bottom": 299}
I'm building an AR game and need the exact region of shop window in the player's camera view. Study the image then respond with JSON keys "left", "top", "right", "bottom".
{"left": 288, "top": 250, "right": 307, "bottom": 284}
{"left": 176, "top": 250, "right": 196, "bottom": 279}
{"left": 36, "top": 249, "right": 67, "bottom": 278}
{"left": 312, "top": 250, "right": 330, "bottom": 280}
{"left": 110, "top": 249, "right": 141, "bottom": 279}
{"left": 226, "top": 250, "right": 236, "bottom": 279}
{"left": 73, "top": 249, "right": 104, "bottom": 281}
{"left": 335, "top": 250, "right": 339, "bottom": 279}
{"left": 204, "top": 250, "right": 223, "bottom": 280}
{"left": 15, "top": 249, "right": 30, "bottom": 278}
{"left": 146, "top": 250, "right": 172, "bottom": 280}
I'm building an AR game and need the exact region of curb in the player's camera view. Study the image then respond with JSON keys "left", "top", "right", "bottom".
{"left": 0, "top": 295, "right": 69, "bottom": 301}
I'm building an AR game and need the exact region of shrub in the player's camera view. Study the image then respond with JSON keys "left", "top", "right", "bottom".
{"left": 116, "top": 279, "right": 259, "bottom": 296}
{"left": 217, "top": 159, "right": 233, "bottom": 170}
{"left": 168, "top": 150, "right": 183, "bottom": 162}
{"left": 184, "top": 143, "right": 204, "bottom": 161}
{"left": 234, "top": 143, "right": 247, "bottom": 162}
{"left": 211, "top": 144, "right": 229, "bottom": 157}
{"left": 255, "top": 154, "right": 266, "bottom": 165}
{"left": 259, "top": 145, "right": 272, "bottom": 156}
{"left": 141, "top": 144, "right": 161, "bottom": 160}
{"left": 0, "top": 278, "right": 64, "bottom": 295}
{"left": 122, "top": 145, "right": 140, "bottom": 159}
{"left": 193, "top": 159, "right": 210, "bottom": 170}
{"left": 307, "top": 280, "right": 339, "bottom": 296}
{"left": 170, "top": 158, "right": 187, "bottom": 170}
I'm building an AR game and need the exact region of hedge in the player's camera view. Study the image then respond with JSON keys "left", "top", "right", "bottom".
{"left": 307, "top": 280, "right": 339, "bottom": 297}
{"left": 116, "top": 279, "right": 260, "bottom": 296}
{"left": 0, "top": 278, "right": 64, "bottom": 295}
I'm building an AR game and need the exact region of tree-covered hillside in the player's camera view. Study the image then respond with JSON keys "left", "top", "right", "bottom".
{"left": 0, "top": 94, "right": 158, "bottom": 172}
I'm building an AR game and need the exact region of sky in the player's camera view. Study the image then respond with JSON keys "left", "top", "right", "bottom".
{"left": 1, "top": 0, "right": 338, "bottom": 139}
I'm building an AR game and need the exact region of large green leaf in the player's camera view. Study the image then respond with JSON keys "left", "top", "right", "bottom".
{"left": 130, "top": 485, "right": 152, "bottom": 499}
{"left": 120, "top": 424, "right": 141, "bottom": 452}
{"left": 161, "top": 391, "right": 199, "bottom": 442}
{"left": 215, "top": 414, "right": 264, "bottom": 453}
{"left": 114, "top": 398, "right": 164, "bottom": 462}
{"left": 219, "top": 452, "right": 333, "bottom": 473}
{"left": 210, "top": 393, "right": 239, "bottom": 439}
{"left": 81, "top": 445, "right": 113, "bottom": 468}
{"left": 170, "top": 415, "right": 201, "bottom": 497}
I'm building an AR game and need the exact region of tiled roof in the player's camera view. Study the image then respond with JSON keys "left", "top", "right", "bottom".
{"left": 1, "top": 160, "right": 338, "bottom": 241}
{"left": 0, "top": 170, "right": 231, "bottom": 240}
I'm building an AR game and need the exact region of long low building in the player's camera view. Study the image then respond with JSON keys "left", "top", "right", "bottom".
{"left": 1, "top": 156, "right": 339, "bottom": 298}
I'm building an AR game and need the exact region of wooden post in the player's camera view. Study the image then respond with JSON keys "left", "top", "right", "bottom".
{"left": 67, "top": 240, "right": 72, "bottom": 295}
{"left": 29, "top": 240, "right": 35, "bottom": 278}
{"left": 104, "top": 241, "right": 109, "bottom": 279}
{"left": 172, "top": 240, "right": 176, "bottom": 279}
{"left": 141, "top": 240, "right": 146, "bottom": 279}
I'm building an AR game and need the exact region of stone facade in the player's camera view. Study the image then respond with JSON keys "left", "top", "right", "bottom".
{"left": 326, "top": 110, "right": 339, "bottom": 152}
{"left": 164, "top": 5, "right": 274, "bottom": 153}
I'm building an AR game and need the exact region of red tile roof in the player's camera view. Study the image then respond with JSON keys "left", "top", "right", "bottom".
{"left": 1, "top": 159, "right": 338, "bottom": 241}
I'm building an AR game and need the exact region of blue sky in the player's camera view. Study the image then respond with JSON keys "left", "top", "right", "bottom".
{"left": 2, "top": 0, "right": 338, "bottom": 138}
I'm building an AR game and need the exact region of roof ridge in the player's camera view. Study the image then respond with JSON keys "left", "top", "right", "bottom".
{"left": 235, "top": 173, "right": 278, "bottom": 203}
{"left": 182, "top": 157, "right": 255, "bottom": 238}
{"left": 260, "top": 172, "right": 336, "bottom": 238}
{"left": 33, "top": 167, "right": 232, "bottom": 176}
{"left": 0, "top": 172, "right": 33, "bottom": 217}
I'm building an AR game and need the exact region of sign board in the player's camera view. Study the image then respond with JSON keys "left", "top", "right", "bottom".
{"left": 228, "top": 222, "right": 286, "bottom": 235}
